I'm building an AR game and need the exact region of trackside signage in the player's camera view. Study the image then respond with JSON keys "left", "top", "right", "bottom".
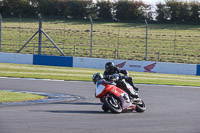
{"left": 114, "top": 60, "right": 197, "bottom": 75}
{"left": 74, "top": 57, "right": 197, "bottom": 76}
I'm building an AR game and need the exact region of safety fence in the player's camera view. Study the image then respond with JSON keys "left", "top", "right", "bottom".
{"left": 0, "top": 15, "right": 200, "bottom": 64}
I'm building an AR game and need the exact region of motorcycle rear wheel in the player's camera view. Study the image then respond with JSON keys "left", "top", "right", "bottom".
{"left": 103, "top": 96, "right": 122, "bottom": 114}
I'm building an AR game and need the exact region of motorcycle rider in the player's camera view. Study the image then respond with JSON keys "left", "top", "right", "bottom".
{"left": 92, "top": 72, "right": 114, "bottom": 98}
{"left": 103, "top": 62, "right": 139, "bottom": 98}
{"left": 92, "top": 72, "right": 111, "bottom": 85}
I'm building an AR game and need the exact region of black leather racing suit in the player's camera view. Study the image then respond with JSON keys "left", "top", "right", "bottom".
{"left": 103, "top": 67, "right": 138, "bottom": 97}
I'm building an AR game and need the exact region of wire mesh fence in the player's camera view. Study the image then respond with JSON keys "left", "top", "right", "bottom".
{"left": 1, "top": 16, "right": 200, "bottom": 64}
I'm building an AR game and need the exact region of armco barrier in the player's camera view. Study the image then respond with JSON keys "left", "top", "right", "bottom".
{"left": 0, "top": 52, "right": 33, "bottom": 64}
{"left": 33, "top": 55, "right": 73, "bottom": 67}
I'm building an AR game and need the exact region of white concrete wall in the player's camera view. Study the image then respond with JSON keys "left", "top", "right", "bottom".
{"left": 156, "top": 62, "right": 197, "bottom": 75}
{"left": 73, "top": 57, "right": 114, "bottom": 69}
{"left": 0, "top": 52, "right": 33, "bottom": 64}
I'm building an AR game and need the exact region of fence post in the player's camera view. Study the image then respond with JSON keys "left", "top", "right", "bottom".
{"left": 145, "top": 20, "right": 148, "bottom": 61}
{"left": 114, "top": 49, "right": 117, "bottom": 59}
{"left": 19, "top": 14, "right": 22, "bottom": 47}
{"left": 0, "top": 14, "right": 2, "bottom": 52}
{"left": 38, "top": 14, "right": 42, "bottom": 55}
{"left": 157, "top": 52, "right": 160, "bottom": 61}
{"left": 63, "top": 20, "right": 66, "bottom": 51}
{"left": 73, "top": 46, "right": 76, "bottom": 57}
{"left": 117, "top": 23, "right": 120, "bottom": 59}
{"left": 89, "top": 16, "right": 93, "bottom": 57}
{"left": 174, "top": 22, "right": 177, "bottom": 60}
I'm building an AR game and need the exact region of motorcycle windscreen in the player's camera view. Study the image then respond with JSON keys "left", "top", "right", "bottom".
{"left": 95, "top": 84, "right": 105, "bottom": 97}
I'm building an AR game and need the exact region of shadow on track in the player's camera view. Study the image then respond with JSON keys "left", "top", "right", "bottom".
{"left": 31, "top": 102, "right": 105, "bottom": 114}
{"left": 51, "top": 102, "right": 102, "bottom": 105}
{"left": 43, "top": 110, "right": 104, "bottom": 114}
{"left": 31, "top": 109, "right": 104, "bottom": 114}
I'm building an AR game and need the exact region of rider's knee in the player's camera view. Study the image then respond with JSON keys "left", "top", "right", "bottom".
{"left": 128, "top": 77, "right": 133, "bottom": 80}
{"left": 126, "top": 77, "right": 133, "bottom": 82}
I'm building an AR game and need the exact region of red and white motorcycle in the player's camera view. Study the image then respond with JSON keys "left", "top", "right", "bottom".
{"left": 95, "top": 74, "right": 146, "bottom": 113}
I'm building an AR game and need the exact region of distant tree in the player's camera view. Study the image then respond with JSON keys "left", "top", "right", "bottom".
{"left": 63, "top": 0, "right": 93, "bottom": 19}
{"left": 178, "top": 2, "right": 190, "bottom": 22}
{"left": 189, "top": 1, "right": 200, "bottom": 22}
{"left": 0, "top": 0, "right": 199, "bottom": 23}
{"left": 96, "top": 1, "right": 112, "bottom": 20}
{"left": 156, "top": 3, "right": 170, "bottom": 21}
{"left": 113, "top": 1, "right": 147, "bottom": 21}
{"left": 165, "top": 0, "right": 190, "bottom": 22}
{"left": 35, "top": 0, "right": 57, "bottom": 16}
{"left": 0, "top": 0, "right": 35, "bottom": 16}
{"left": 166, "top": 0, "right": 180, "bottom": 21}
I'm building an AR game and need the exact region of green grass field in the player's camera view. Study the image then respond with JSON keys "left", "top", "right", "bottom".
{"left": 1, "top": 18, "right": 200, "bottom": 64}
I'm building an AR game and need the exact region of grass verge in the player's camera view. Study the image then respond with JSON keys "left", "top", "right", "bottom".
{"left": 0, "top": 91, "right": 46, "bottom": 103}
{"left": 0, "top": 63, "right": 200, "bottom": 87}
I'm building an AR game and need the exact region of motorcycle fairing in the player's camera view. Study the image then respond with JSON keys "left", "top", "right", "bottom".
{"left": 96, "top": 84, "right": 122, "bottom": 98}
{"left": 118, "top": 93, "right": 134, "bottom": 110}
{"left": 96, "top": 83, "right": 134, "bottom": 110}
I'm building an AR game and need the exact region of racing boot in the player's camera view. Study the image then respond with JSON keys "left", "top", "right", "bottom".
{"left": 129, "top": 93, "right": 139, "bottom": 98}
{"left": 133, "top": 86, "right": 139, "bottom": 92}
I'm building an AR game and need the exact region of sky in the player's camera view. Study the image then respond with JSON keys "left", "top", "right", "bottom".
{"left": 94, "top": 0, "right": 200, "bottom": 4}
{"left": 94, "top": 0, "right": 200, "bottom": 10}
{"left": 140, "top": 0, "right": 200, "bottom": 4}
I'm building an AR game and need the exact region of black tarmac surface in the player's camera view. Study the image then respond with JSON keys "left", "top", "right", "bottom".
{"left": 0, "top": 78, "right": 200, "bottom": 133}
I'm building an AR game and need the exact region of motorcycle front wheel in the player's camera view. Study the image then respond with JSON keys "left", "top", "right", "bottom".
{"left": 102, "top": 103, "right": 109, "bottom": 112}
{"left": 135, "top": 100, "right": 146, "bottom": 113}
{"left": 130, "top": 97, "right": 146, "bottom": 113}
{"left": 103, "top": 96, "right": 122, "bottom": 114}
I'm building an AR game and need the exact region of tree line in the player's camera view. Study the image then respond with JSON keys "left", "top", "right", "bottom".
{"left": 0, "top": 0, "right": 200, "bottom": 23}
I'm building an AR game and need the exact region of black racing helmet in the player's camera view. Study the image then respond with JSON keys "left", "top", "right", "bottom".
{"left": 105, "top": 62, "right": 114, "bottom": 72}
{"left": 92, "top": 73, "right": 103, "bottom": 84}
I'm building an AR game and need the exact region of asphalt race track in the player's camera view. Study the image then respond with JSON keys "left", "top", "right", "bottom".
{"left": 0, "top": 78, "right": 200, "bottom": 133}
